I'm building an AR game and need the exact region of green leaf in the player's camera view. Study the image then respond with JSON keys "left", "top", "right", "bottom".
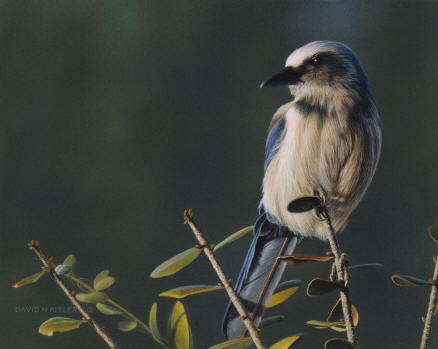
{"left": 12, "top": 271, "right": 46, "bottom": 288}
{"left": 96, "top": 303, "right": 123, "bottom": 315}
{"left": 428, "top": 221, "right": 438, "bottom": 243}
{"left": 94, "top": 276, "right": 115, "bottom": 291}
{"left": 306, "top": 320, "right": 344, "bottom": 329}
{"left": 150, "top": 247, "right": 202, "bottom": 278}
{"left": 93, "top": 270, "right": 110, "bottom": 288}
{"left": 260, "top": 315, "right": 285, "bottom": 329}
{"left": 63, "top": 254, "right": 77, "bottom": 268}
{"left": 391, "top": 274, "right": 431, "bottom": 287}
{"left": 266, "top": 283, "right": 299, "bottom": 308}
{"left": 76, "top": 291, "right": 108, "bottom": 303}
{"left": 169, "top": 301, "right": 191, "bottom": 349}
{"left": 38, "top": 317, "right": 86, "bottom": 336}
{"left": 149, "top": 303, "right": 166, "bottom": 345}
{"left": 324, "top": 338, "right": 357, "bottom": 349}
{"left": 269, "top": 334, "right": 302, "bottom": 349}
{"left": 159, "top": 284, "right": 224, "bottom": 299}
{"left": 287, "top": 196, "right": 322, "bottom": 213}
{"left": 213, "top": 226, "right": 253, "bottom": 251}
{"left": 208, "top": 337, "right": 253, "bottom": 349}
{"left": 307, "top": 278, "right": 340, "bottom": 296}
{"left": 118, "top": 320, "right": 137, "bottom": 332}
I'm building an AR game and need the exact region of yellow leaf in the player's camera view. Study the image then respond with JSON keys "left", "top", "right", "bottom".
{"left": 118, "top": 320, "right": 137, "bottom": 332}
{"left": 306, "top": 320, "right": 344, "bottom": 329}
{"left": 266, "top": 287, "right": 299, "bottom": 308}
{"left": 12, "top": 271, "right": 46, "bottom": 288}
{"left": 96, "top": 303, "right": 122, "bottom": 315}
{"left": 63, "top": 254, "right": 77, "bottom": 267}
{"left": 214, "top": 226, "right": 253, "bottom": 251}
{"left": 150, "top": 247, "right": 202, "bottom": 278}
{"left": 280, "top": 254, "right": 334, "bottom": 264}
{"left": 208, "top": 337, "right": 253, "bottom": 349}
{"left": 76, "top": 291, "right": 108, "bottom": 303}
{"left": 94, "top": 276, "right": 115, "bottom": 291}
{"left": 269, "top": 335, "right": 301, "bottom": 349}
{"left": 38, "top": 317, "right": 86, "bottom": 336}
{"left": 94, "top": 270, "right": 109, "bottom": 286}
{"left": 169, "top": 301, "right": 191, "bottom": 349}
{"left": 159, "top": 284, "right": 224, "bottom": 299}
{"left": 149, "top": 303, "right": 165, "bottom": 345}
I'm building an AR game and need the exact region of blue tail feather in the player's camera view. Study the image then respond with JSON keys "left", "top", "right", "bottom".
{"left": 222, "top": 209, "right": 300, "bottom": 339}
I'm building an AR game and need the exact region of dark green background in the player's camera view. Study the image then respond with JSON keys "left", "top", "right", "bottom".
{"left": 1, "top": 1, "right": 438, "bottom": 348}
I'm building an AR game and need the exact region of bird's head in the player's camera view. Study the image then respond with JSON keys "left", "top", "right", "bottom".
{"left": 261, "top": 41, "right": 370, "bottom": 101}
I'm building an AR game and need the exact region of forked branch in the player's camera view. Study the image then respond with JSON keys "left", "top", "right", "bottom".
{"left": 28, "top": 240, "right": 118, "bottom": 349}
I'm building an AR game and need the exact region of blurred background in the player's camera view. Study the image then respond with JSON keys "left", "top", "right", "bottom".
{"left": 1, "top": 1, "right": 438, "bottom": 348}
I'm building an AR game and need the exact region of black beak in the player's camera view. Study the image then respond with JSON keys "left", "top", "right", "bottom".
{"left": 260, "top": 66, "right": 303, "bottom": 88}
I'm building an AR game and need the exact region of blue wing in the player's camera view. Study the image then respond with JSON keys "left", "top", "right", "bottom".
{"left": 264, "top": 116, "right": 286, "bottom": 171}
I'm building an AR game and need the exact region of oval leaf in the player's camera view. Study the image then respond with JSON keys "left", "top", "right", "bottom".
{"left": 275, "top": 280, "right": 302, "bottom": 292}
{"left": 391, "top": 274, "right": 430, "bottom": 287}
{"left": 307, "top": 278, "right": 340, "bottom": 296}
{"left": 324, "top": 338, "right": 357, "bottom": 349}
{"left": 270, "top": 334, "right": 302, "bottom": 349}
{"left": 94, "top": 270, "right": 109, "bottom": 285}
{"left": 96, "top": 303, "right": 123, "bottom": 315}
{"left": 149, "top": 302, "right": 165, "bottom": 345}
{"left": 349, "top": 263, "right": 383, "bottom": 271}
{"left": 260, "top": 315, "right": 285, "bottom": 329}
{"left": 287, "top": 196, "right": 321, "bottom": 213}
{"left": 214, "top": 226, "right": 253, "bottom": 251}
{"left": 266, "top": 286, "right": 299, "bottom": 308}
{"left": 63, "top": 254, "right": 77, "bottom": 268}
{"left": 208, "top": 337, "right": 253, "bottom": 349}
{"left": 169, "top": 301, "right": 191, "bottom": 349}
{"left": 159, "top": 284, "right": 224, "bottom": 299}
{"left": 118, "top": 320, "right": 137, "bottom": 332}
{"left": 94, "top": 276, "right": 115, "bottom": 291}
{"left": 55, "top": 264, "right": 73, "bottom": 276}
{"left": 306, "top": 320, "right": 343, "bottom": 329}
{"left": 150, "top": 247, "right": 202, "bottom": 278}
{"left": 281, "top": 254, "right": 333, "bottom": 264}
{"left": 12, "top": 271, "right": 46, "bottom": 288}
{"left": 428, "top": 221, "right": 438, "bottom": 243}
{"left": 76, "top": 291, "right": 108, "bottom": 303}
{"left": 39, "top": 317, "right": 86, "bottom": 336}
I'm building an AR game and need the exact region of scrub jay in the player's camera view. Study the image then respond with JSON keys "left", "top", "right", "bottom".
{"left": 223, "top": 41, "right": 381, "bottom": 339}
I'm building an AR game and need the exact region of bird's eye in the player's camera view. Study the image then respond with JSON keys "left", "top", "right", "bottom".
{"left": 312, "top": 56, "right": 319, "bottom": 64}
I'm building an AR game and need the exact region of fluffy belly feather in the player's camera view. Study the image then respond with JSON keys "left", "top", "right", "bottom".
{"left": 261, "top": 105, "right": 376, "bottom": 241}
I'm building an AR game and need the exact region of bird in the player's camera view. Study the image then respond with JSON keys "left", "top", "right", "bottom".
{"left": 222, "top": 41, "right": 382, "bottom": 339}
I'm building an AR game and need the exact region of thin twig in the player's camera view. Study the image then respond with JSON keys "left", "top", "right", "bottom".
{"left": 66, "top": 274, "right": 166, "bottom": 346}
{"left": 183, "top": 209, "right": 265, "bottom": 349}
{"left": 28, "top": 240, "right": 119, "bottom": 349}
{"left": 420, "top": 255, "right": 438, "bottom": 349}
{"left": 322, "top": 208, "right": 358, "bottom": 348}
